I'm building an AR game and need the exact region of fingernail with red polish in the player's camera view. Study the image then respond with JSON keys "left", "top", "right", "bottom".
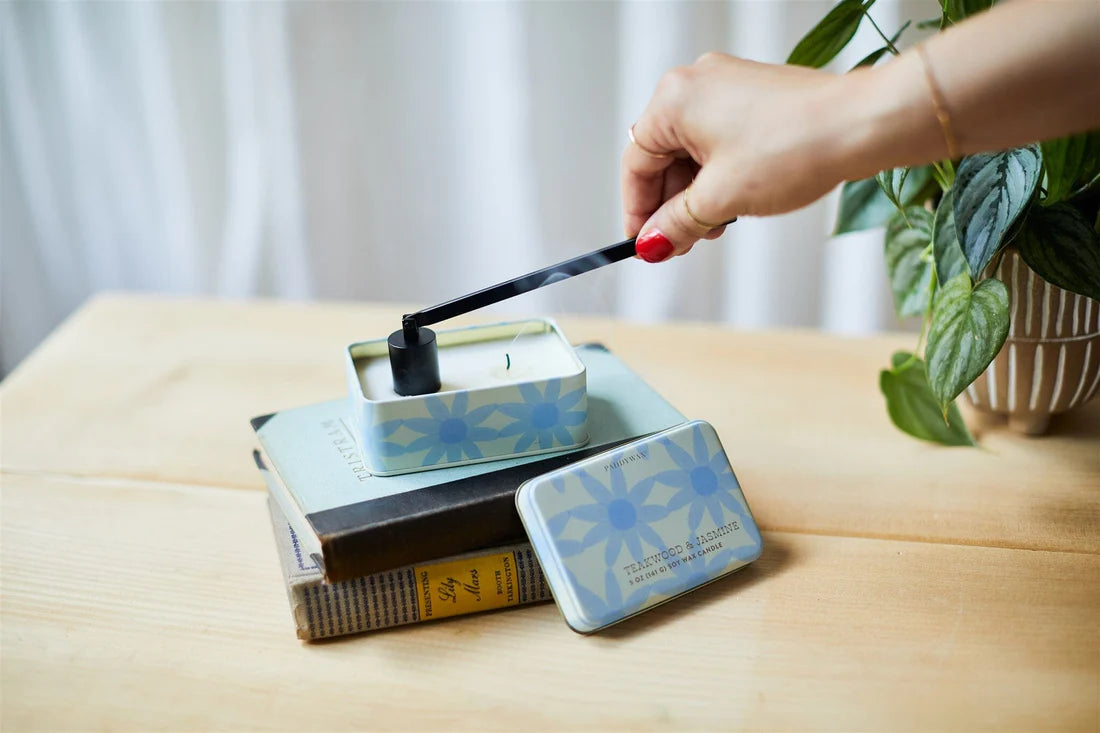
{"left": 636, "top": 229, "right": 674, "bottom": 263}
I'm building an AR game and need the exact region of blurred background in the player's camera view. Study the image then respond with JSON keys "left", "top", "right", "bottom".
{"left": 1, "top": 0, "right": 928, "bottom": 376}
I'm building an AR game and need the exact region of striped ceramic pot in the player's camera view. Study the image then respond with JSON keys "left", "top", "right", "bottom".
{"left": 965, "top": 248, "right": 1100, "bottom": 434}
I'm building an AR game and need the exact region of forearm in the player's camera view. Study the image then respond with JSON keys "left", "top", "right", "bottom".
{"left": 833, "top": 0, "right": 1100, "bottom": 181}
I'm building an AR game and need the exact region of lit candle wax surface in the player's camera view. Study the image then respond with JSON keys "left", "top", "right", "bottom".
{"left": 358, "top": 330, "right": 582, "bottom": 400}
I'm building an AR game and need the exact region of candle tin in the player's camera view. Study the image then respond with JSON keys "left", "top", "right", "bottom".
{"left": 346, "top": 318, "right": 589, "bottom": 476}
{"left": 515, "top": 420, "right": 763, "bottom": 634}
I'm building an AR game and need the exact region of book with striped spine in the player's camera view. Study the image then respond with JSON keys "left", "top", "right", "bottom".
{"left": 262, "top": 472, "right": 551, "bottom": 640}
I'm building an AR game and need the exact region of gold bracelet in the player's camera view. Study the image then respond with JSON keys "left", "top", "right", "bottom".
{"left": 916, "top": 44, "right": 959, "bottom": 160}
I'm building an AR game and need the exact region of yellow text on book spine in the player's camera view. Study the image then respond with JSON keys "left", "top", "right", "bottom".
{"left": 416, "top": 552, "right": 520, "bottom": 620}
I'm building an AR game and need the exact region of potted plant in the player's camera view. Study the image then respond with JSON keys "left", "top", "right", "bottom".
{"left": 788, "top": 0, "right": 1100, "bottom": 445}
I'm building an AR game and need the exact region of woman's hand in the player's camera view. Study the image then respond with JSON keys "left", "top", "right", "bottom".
{"left": 623, "top": 1, "right": 1100, "bottom": 264}
{"left": 623, "top": 53, "right": 859, "bottom": 263}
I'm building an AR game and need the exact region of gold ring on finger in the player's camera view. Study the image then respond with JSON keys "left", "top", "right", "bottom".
{"left": 683, "top": 186, "right": 728, "bottom": 231}
{"left": 628, "top": 125, "right": 673, "bottom": 160}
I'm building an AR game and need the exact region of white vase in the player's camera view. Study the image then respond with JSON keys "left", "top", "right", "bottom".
{"left": 966, "top": 249, "right": 1100, "bottom": 434}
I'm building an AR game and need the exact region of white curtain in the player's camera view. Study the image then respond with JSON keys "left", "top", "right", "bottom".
{"left": 1, "top": 1, "right": 923, "bottom": 375}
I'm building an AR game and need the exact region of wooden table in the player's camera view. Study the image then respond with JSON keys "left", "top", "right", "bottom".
{"left": 2, "top": 294, "right": 1097, "bottom": 731}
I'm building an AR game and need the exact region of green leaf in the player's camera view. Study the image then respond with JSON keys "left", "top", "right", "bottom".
{"left": 885, "top": 207, "right": 935, "bottom": 318}
{"left": 945, "top": 0, "right": 995, "bottom": 23}
{"left": 915, "top": 17, "right": 942, "bottom": 30}
{"left": 849, "top": 20, "right": 909, "bottom": 70}
{"left": 1041, "top": 132, "right": 1100, "bottom": 205}
{"left": 1077, "top": 135, "right": 1100, "bottom": 195}
{"left": 852, "top": 45, "right": 889, "bottom": 70}
{"left": 1083, "top": 173, "right": 1100, "bottom": 197}
{"left": 879, "top": 352, "right": 975, "bottom": 446}
{"left": 932, "top": 189, "right": 969, "bottom": 285}
{"left": 835, "top": 166, "right": 935, "bottom": 234}
{"left": 876, "top": 168, "right": 909, "bottom": 211}
{"left": 788, "top": 0, "right": 870, "bottom": 68}
{"left": 835, "top": 179, "right": 890, "bottom": 234}
{"left": 953, "top": 145, "right": 1042, "bottom": 276}
{"left": 925, "top": 273, "right": 1010, "bottom": 414}
{"left": 1017, "top": 203, "right": 1100, "bottom": 301}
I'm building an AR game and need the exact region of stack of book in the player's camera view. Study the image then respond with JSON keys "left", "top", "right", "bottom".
{"left": 252, "top": 343, "right": 685, "bottom": 640}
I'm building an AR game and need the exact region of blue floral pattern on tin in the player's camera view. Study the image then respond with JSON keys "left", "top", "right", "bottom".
{"left": 568, "top": 568, "right": 653, "bottom": 629}
{"left": 496, "top": 378, "right": 586, "bottom": 452}
{"left": 396, "top": 391, "right": 498, "bottom": 466}
{"left": 653, "top": 423, "right": 760, "bottom": 547}
{"left": 555, "top": 457, "right": 670, "bottom": 567}
{"left": 520, "top": 421, "right": 763, "bottom": 631}
{"left": 369, "top": 418, "right": 407, "bottom": 459}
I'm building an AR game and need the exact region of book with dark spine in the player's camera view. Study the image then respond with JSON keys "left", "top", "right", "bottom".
{"left": 263, "top": 490, "right": 551, "bottom": 640}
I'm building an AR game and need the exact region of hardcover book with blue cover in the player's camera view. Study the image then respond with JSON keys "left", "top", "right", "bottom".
{"left": 252, "top": 344, "right": 685, "bottom": 582}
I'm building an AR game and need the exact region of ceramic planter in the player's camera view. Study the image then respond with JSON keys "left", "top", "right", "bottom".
{"left": 966, "top": 249, "right": 1100, "bottom": 434}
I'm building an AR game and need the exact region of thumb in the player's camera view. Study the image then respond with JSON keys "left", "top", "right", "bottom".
{"left": 635, "top": 164, "right": 735, "bottom": 263}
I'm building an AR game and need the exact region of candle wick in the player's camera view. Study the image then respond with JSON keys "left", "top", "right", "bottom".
{"left": 503, "top": 320, "right": 531, "bottom": 373}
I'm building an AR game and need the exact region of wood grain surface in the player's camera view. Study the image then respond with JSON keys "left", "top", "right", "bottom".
{"left": 1, "top": 294, "right": 1098, "bottom": 731}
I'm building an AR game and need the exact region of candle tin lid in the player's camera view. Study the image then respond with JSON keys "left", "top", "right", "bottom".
{"left": 515, "top": 420, "right": 763, "bottom": 634}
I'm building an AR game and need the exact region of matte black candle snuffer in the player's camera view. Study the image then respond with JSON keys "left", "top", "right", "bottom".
{"left": 387, "top": 220, "right": 737, "bottom": 396}
{"left": 387, "top": 236, "right": 639, "bottom": 396}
